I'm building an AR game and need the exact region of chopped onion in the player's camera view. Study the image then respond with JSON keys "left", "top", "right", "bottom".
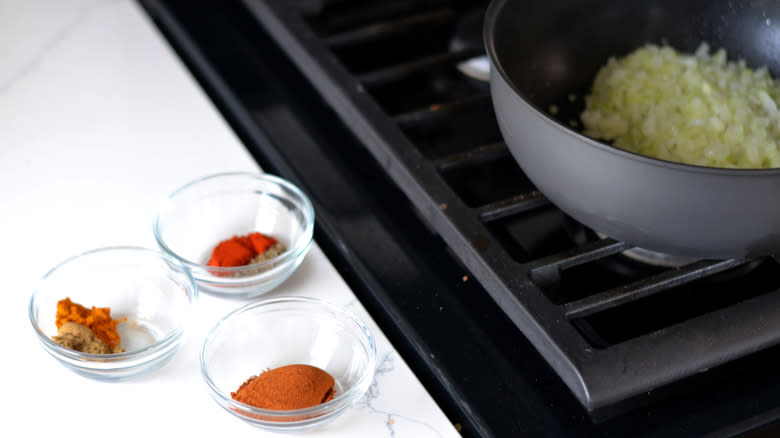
{"left": 580, "top": 43, "right": 780, "bottom": 168}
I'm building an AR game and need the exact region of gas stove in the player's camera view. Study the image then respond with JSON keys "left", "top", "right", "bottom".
{"left": 140, "top": 1, "right": 780, "bottom": 436}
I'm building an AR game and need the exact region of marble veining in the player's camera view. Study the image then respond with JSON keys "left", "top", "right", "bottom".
{"left": 360, "top": 351, "right": 446, "bottom": 438}
{"left": 339, "top": 295, "right": 448, "bottom": 436}
{"left": 0, "top": 0, "right": 120, "bottom": 95}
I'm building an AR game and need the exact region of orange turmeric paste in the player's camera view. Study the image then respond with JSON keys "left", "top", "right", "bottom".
{"left": 55, "top": 297, "right": 125, "bottom": 349}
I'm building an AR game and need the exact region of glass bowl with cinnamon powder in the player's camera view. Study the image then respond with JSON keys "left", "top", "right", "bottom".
{"left": 28, "top": 246, "right": 197, "bottom": 381}
{"left": 153, "top": 172, "right": 315, "bottom": 299}
{"left": 201, "top": 296, "right": 376, "bottom": 432}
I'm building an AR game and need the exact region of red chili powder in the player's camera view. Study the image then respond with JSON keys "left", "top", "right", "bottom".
{"left": 207, "top": 232, "right": 277, "bottom": 267}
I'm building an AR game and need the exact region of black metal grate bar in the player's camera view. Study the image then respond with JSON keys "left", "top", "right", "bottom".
{"left": 434, "top": 141, "right": 507, "bottom": 170}
{"left": 324, "top": 7, "right": 454, "bottom": 48}
{"left": 563, "top": 258, "right": 751, "bottom": 319}
{"left": 307, "top": 0, "right": 450, "bottom": 34}
{"left": 529, "top": 238, "right": 630, "bottom": 275}
{"left": 476, "top": 191, "right": 548, "bottom": 222}
{"left": 358, "top": 47, "right": 485, "bottom": 87}
{"left": 395, "top": 93, "right": 492, "bottom": 128}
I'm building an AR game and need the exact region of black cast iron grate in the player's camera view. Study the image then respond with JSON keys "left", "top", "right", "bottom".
{"left": 243, "top": 0, "right": 780, "bottom": 412}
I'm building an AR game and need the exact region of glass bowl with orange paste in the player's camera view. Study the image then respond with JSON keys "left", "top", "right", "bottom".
{"left": 28, "top": 246, "right": 197, "bottom": 381}
{"left": 153, "top": 172, "right": 315, "bottom": 299}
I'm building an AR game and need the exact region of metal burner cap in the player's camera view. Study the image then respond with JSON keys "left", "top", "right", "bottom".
{"left": 595, "top": 232, "right": 700, "bottom": 267}
{"left": 450, "top": 9, "right": 490, "bottom": 82}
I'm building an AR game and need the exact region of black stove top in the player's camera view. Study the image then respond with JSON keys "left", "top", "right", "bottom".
{"left": 139, "top": 1, "right": 780, "bottom": 436}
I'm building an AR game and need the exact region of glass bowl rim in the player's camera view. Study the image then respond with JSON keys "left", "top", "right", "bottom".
{"left": 200, "top": 296, "right": 377, "bottom": 419}
{"left": 152, "top": 172, "right": 315, "bottom": 277}
{"left": 28, "top": 245, "right": 198, "bottom": 361}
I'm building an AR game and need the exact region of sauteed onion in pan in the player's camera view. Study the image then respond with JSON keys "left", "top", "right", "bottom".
{"left": 581, "top": 43, "right": 780, "bottom": 168}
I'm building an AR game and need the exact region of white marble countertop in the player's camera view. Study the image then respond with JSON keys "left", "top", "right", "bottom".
{"left": 0, "top": 0, "right": 461, "bottom": 436}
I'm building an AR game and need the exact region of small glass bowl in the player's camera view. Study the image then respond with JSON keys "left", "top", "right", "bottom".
{"left": 201, "top": 297, "right": 376, "bottom": 433}
{"left": 29, "top": 246, "right": 197, "bottom": 381}
{"left": 153, "top": 172, "right": 315, "bottom": 299}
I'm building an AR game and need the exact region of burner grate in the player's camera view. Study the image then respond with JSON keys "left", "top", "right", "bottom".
{"left": 244, "top": 0, "right": 780, "bottom": 412}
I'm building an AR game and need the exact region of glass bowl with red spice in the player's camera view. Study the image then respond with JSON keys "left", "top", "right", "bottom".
{"left": 153, "top": 172, "right": 315, "bottom": 299}
{"left": 200, "top": 296, "right": 376, "bottom": 432}
{"left": 28, "top": 246, "right": 197, "bottom": 381}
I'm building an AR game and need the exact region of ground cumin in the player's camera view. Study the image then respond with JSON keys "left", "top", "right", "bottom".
{"left": 52, "top": 321, "right": 118, "bottom": 354}
{"left": 231, "top": 364, "right": 336, "bottom": 410}
{"left": 55, "top": 297, "right": 125, "bottom": 350}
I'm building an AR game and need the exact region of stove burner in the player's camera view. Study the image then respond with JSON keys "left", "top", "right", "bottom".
{"left": 585, "top": 231, "right": 768, "bottom": 289}
{"left": 449, "top": 9, "right": 489, "bottom": 82}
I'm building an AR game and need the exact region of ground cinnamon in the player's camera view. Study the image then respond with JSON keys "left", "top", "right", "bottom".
{"left": 231, "top": 364, "right": 336, "bottom": 410}
{"left": 55, "top": 297, "right": 125, "bottom": 350}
